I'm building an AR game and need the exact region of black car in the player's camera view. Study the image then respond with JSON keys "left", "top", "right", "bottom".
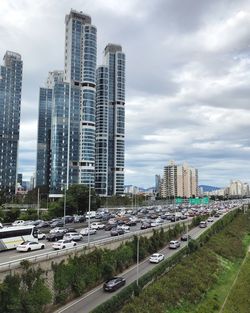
{"left": 63, "top": 216, "right": 74, "bottom": 224}
{"left": 105, "top": 223, "right": 117, "bottom": 231}
{"left": 141, "top": 222, "right": 150, "bottom": 230}
{"left": 103, "top": 276, "right": 126, "bottom": 292}
{"left": 37, "top": 221, "right": 50, "bottom": 228}
{"left": 170, "top": 216, "right": 179, "bottom": 222}
{"left": 110, "top": 228, "right": 125, "bottom": 236}
{"left": 50, "top": 220, "right": 64, "bottom": 228}
{"left": 46, "top": 232, "right": 64, "bottom": 242}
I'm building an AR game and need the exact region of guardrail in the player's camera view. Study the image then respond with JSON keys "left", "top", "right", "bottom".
{"left": 1, "top": 204, "right": 246, "bottom": 273}
{"left": 0, "top": 219, "right": 192, "bottom": 272}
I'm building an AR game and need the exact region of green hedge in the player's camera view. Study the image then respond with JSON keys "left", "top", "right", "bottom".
{"left": 91, "top": 209, "right": 242, "bottom": 313}
{"left": 91, "top": 247, "right": 189, "bottom": 313}
{"left": 53, "top": 222, "right": 187, "bottom": 304}
{"left": 0, "top": 261, "right": 52, "bottom": 313}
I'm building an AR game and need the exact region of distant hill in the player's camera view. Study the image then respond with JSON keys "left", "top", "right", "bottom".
{"left": 199, "top": 185, "right": 221, "bottom": 192}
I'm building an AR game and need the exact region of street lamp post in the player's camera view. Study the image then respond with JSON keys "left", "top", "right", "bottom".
{"left": 87, "top": 183, "right": 91, "bottom": 247}
{"left": 63, "top": 185, "right": 67, "bottom": 226}
{"left": 37, "top": 188, "right": 40, "bottom": 219}
{"left": 136, "top": 234, "right": 139, "bottom": 286}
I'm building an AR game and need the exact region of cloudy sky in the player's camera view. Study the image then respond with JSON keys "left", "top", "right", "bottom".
{"left": 1, "top": 0, "right": 250, "bottom": 188}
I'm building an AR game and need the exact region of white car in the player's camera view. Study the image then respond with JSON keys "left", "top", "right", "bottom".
{"left": 149, "top": 253, "right": 165, "bottom": 263}
{"left": 90, "top": 222, "right": 105, "bottom": 230}
{"left": 199, "top": 221, "right": 207, "bottom": 228}
{"left": 49, "top": 227, "right": 67, "bottom": 234}
{"left": 12, "top": 220, "right": 25, "bottom": 226}
{"left": 63, "top": 232, "right": 83, "bottom": 241}
{"left": 207, "top": 217, "right": 214, "bottom": 222}
{"left": 80, "top": 228, "right": 97, "bottom": 236}
{"left": 16, "top": 241, "right": 45, "bottom": 252}
{"left": 151, "top": 221, "right": 161, "bottom": 227}
{"left": 52, "top": 239, "right": 76, "bottom": 250}
{"left": 85, "top": 211, "right": 96, "bottom": 219}
{"left": 117, "top": 224, "right": 130, "bottom": 232}
{"left": 37, "top": 231, "right": 46, "bottom": 240}
{"left": 169, "top": 240, "right": 180, "bottom": 249}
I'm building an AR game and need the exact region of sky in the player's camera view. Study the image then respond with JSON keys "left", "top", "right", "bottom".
{"left": 1, "top": 0, "right": 250, "bottom": 188}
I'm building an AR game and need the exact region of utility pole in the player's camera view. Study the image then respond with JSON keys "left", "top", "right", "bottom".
{"left": 63, "top": 185, "right": 66, "bottom": 226}
{"left": 37, "top": 188, "right": 40, "bottom": 219}
{"left": 136, "top": 235, "right": 139, "bottom": 286}
{"left": 87, "top": 183, "right": 91, "bottom": 247}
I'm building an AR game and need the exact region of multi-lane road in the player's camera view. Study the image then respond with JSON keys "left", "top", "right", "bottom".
{"left": 54, "top": 218, "right": 219, "bottom": 313}
{"left": 0, "top": 220, "right": 170, "bottom": 264}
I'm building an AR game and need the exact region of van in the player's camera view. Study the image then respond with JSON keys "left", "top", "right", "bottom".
{"left": 199, "top": 221, "right": 207, "bottom": 228}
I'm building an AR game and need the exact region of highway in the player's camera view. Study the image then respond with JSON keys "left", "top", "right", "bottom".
{"left": 0, "top": 220, "right": 176, "bottom": 264}
{"left": 54, "top": 215, "right": 223, "bottom": 313}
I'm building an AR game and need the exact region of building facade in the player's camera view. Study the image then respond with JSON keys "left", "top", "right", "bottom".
{"left": 95, "top": 65, "right": 109, "bottom": 196}
{"left": 64, "top": 10, "right": 97, "bottom": 188}
{"left": 36, "top": 85, "right": 53, "bottom": 187}
{"left": 104, "top": 44, "right": 125, "bottom": 195}
{"left": 36, "top": 10, "right": 125, "bottom": 195}
{"left": 0, "top": 51, "right": 23, "bottom": 193}
{"left": 161, "top": 160, "right": 198, "bottom": 198}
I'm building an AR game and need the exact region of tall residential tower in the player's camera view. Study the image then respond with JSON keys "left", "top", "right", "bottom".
{"left": 36, "top": 11, "right": 126, "bottom": 196}
{"left": 64, "top": 10, "right": 97, "bottom": 188}
{"left": 104, "top": 44, "right": 125, "bottom": 195}
{"left": 0, "top": 51, "right": 23, "bottom": 193}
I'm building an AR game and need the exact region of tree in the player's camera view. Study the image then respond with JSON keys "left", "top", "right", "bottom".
{"left": 48, "top": 184, "right": 101, "bottom": 217}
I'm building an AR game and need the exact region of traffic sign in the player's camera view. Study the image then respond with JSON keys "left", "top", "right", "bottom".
{"left": 175, "top": 197, "right": 183, "bottom": 204}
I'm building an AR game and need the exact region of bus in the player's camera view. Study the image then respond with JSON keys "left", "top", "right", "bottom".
{"left": 0, "top": 225, "right": 38, "bottom": 251}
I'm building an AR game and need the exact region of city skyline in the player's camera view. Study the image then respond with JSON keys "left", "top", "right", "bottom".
{"left": 1, "top": 0, "right": 250, "bottom": 188}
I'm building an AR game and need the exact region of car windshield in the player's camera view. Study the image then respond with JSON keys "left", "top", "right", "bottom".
{"left": 21, "top": 241, "right": 30, "bottom": 245}
{"left": 152, "top": 254, "right": 158, "bottom": 257}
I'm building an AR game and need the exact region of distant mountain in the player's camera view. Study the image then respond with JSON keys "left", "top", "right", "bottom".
{"left": 199, "top": 185, "right": 221, "bottom": 192}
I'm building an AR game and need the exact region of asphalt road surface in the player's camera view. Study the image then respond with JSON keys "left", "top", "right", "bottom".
{"left": 54, "top": 216, "right": 222, "bottom": 313}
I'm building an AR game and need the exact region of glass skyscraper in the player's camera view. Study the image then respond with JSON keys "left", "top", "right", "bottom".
{"left": 36, "top": 11, "right": 125, "bottom": 196}
{"left": 36, "top": 10, "right": 97, "bottom": 193}
{"left": 64, "top": 10, "right": 97, "bottom": 188}
{"left": 95, "top": 66, "right": 109, "bottom": 195}
{"left": 104, "top": 44, "right": 125, "bottom": 195}
{"left": 0, "top": 51, "right": 23, "bottom": 194}
{"left": 36, "top": 85, "right": 53, "bottom": 187}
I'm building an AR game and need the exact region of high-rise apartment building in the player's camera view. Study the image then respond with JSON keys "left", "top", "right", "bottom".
{"left": 95, "top": 44, "right": 126, "bottom": 196}
{"left": 36, "top": 77, "right": 53, "bottom": 188}
{"left": 161, "top": 161, "right": 198, "bottom": 198}
{"left": 36, "top": 10, "right": 125, "bottom": 195}
{"left": 95, "top": 65, "right": 109, "bottom": 196}
{"left": 103, "top": 44, "right": 125, "bottom": 195}
{"left": 64, "top": 10, "right": 97, "bottom": 189}
{"left": 0, "top": 51, "right": 23, "bottom": 193}
{"left": 155, "top": 174, "right": 161, "bottom": 194}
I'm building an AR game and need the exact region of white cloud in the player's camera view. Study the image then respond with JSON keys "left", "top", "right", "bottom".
{"left": 1, "top": 0, "right": 250, "bottom": 188}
